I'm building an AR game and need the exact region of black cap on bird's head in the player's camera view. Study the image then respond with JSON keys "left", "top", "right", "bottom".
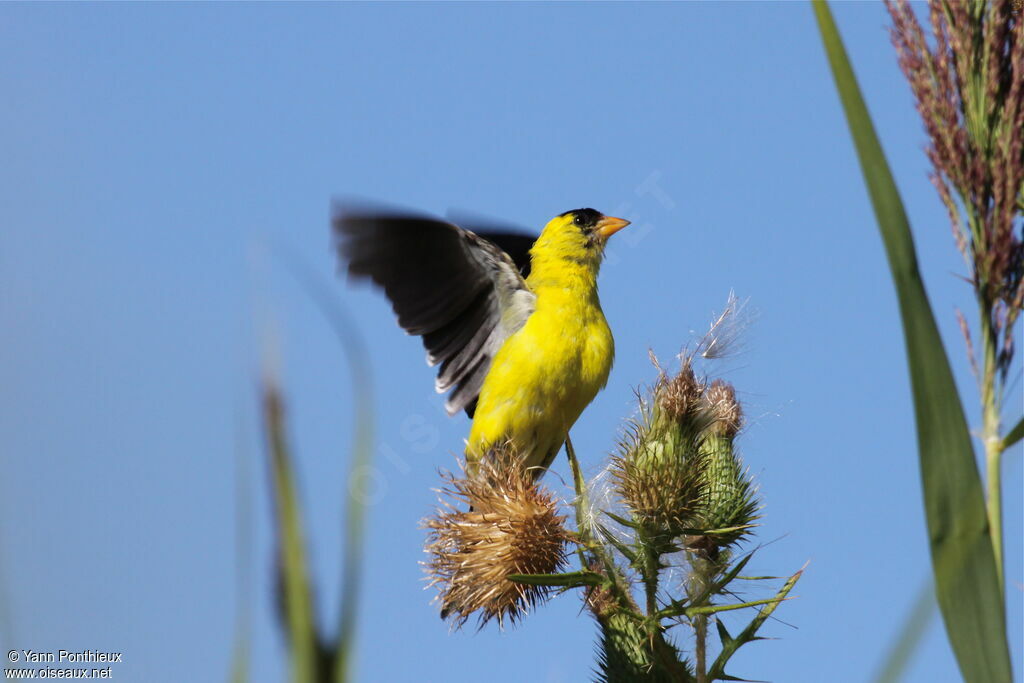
{"left": 560, "top": 208, "right": 631, "bottom": 240}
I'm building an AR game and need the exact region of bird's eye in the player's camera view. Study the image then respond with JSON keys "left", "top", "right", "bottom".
{"left": 573, "top": 214, "right": 585, "bottom": 227}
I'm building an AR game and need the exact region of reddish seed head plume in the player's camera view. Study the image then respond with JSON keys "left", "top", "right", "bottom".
{"left": 886, "top": 0, "right": 1024, "bottom": 382}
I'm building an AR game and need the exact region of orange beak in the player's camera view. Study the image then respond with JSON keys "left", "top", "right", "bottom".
{"left": 594, "top": 215, "right": 631, "bottom": 239}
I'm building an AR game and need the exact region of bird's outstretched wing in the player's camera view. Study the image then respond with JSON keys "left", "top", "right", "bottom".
{"left": 334, "top": 206, "right": 537, "bottom": 417}
{"left": 445, "top": 210, "right": 538, "bottom": 278}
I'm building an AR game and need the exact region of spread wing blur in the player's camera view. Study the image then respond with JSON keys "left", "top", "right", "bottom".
{"left": 445, "top": 210, "right": 537, "bottom": 278}
{"left": 334, "top": 206, "right": 536, "bottom": 417}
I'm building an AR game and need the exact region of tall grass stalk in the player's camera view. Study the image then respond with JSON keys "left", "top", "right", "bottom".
{"left": 253, "top": 255, "right": 377, "bottom": 683}
{"left": 814, "top": 1, "right": 1019, "bottom": 679}
{"left": 885, "top": 0, "right": 1023, "bottom": 594}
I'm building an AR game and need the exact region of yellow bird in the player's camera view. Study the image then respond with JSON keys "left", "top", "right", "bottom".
{"left": 335, "top": 206, "right": 630, "bottom": 478}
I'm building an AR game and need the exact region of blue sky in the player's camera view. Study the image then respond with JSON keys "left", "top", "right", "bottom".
{"left": 2, "top": 2, "right": 1020, "bottom": 682}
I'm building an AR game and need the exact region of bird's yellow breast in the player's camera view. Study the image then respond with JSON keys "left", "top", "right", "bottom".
{"left": 466, "top": 282, "right": 614, "bottom": 473}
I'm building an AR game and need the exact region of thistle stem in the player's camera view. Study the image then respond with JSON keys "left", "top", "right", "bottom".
{"left": 564, "top": 435, "right": 621, "bottom": 589}
{"left": 643, "top": 545, "right": 659, "bottom": 617}
{"left": 689, "top": 556, "right": 712, "bottom": 683}
{"left": 634, "top": 526, "right": 662, "bottom": 624}
{"left": 564, "top": 433, "right": 650, "bottom": 649}
{"left": 695, "top": 614, "right": 708, "bottom": 683}
{"left": 565, "top": 434, "right": 594, "bottom": 552}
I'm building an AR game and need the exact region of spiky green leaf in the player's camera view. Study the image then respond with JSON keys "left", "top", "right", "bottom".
{"left": 708, "top": 568, "right": 801, "bottom": 681}
{"left": 683, "top": 597, "right": 789, "bottom": 618}
{"left": 596, "top": 524, "right": 639, "bottom": 564}
{"left": 508, "top": 570, "right": 605, "bottom": 588}
{"left": 603, "top": 510, "right": 641, "bottom": 530}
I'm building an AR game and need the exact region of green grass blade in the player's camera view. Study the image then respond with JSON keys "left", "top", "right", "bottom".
{"left": 1003, "top": 416, "right": 1023, "bottom": 450}
{"left": 873, "top": 578, "right": 937, "bottom": 683}
{"left": 812, "top": 3, "right": 1011, "bottom": 680}
{"left": 323, "top": 305, "right": 373, "bottom": 683}
{"left": 228, "top": 628, "right": 249, "bottom": 683}
{"left": 227, "top": 411, "right": 254, "bottom": 683}
{"left": 278, "top": 250, "right": 376, "bottom": 683}
{"left": 263, "top": 383, "right": 319, "bottom": 683}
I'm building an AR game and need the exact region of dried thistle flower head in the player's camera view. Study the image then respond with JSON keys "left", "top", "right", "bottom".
{"left": 656, "top": 358, "right": 705, "bottom": 422}
{"left": 703, "top": 380, "right": 743, "bottom": 438}
{"left": 423, "top": 448, "right": 570, "bottom": 628}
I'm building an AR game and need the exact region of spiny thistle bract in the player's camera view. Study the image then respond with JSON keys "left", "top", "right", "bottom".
{"left": 612, "top": 359, "right": 759, "bottom": 551}
{"left": 423, "top": 447, "right": 570, "bottom": 628}
{"left": 584, "top": 558, "right": 694, "bottom": 683}
{"left": 416, "top": 340, "right": 799, "bottom": 683}
{"left": 593, "top": 610, "right": 693, "bottom": 683}
{"left": 694, "top": 379, "right": 759, "bottom": 553}
{"left": 610, "top": 360, "right": 709, "bottom": 536}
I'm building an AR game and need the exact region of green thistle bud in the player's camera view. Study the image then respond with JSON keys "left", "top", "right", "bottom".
{"left": 612, "top": 362, "right": 708, "bottom": 535}
{"left": 691, "top": 380, "right": 759, "bottom": 553}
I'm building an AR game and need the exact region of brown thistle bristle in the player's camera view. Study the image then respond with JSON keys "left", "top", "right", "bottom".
{"left": 610, "top": 358, "right": 712, "bottom": 533}
{"left": 703, "top": 380, "right": 743, "bottom": 438}
{"left": 656, "top": 358, "right": 705, "bottom": 421}
{"left": 610, "top": 448, "right": 706, "bottom": 535}
{"left": 582, "top": 560, "right": 616, "bottom": 619}
{"left": 423, "top": 451, "right": 569, "bottom": 628}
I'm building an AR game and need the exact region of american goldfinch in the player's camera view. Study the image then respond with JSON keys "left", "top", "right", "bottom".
{"left": 334, "top": 206, "right": 629, "bottom": 478}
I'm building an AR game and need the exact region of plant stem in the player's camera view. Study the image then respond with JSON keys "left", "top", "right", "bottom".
{"left": 565, "top": 434, "right": 648, "bottom": 634}
{"left": 984, "top": 438, "right": 1003, "bottom": 592}
{"left": 978, "top": 302, "right": 1004, "bottom": 593}
{"left": 638, "top": 528, "right": 660, "bottom": 617}
{"left": 688, "top": 554, "right": 714, "bottom": 683}
{"left": 564, "top": 435, "right": 627, "bottom": 598}
{"left": 695, "top": 614, "right": 707, "bottom": 683}
{"left": 565, "top": 434, "right": 598, "bottom": 556}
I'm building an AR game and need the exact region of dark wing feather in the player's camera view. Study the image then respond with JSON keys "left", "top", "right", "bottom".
{"left": 464, "top": 231, "right": 536, "bottom": 278}
{"left": 445, "top": 210, "right": 538, "bottom": 278}
{"left": 334, "top": 207, "right": 536, "bottom": 417}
